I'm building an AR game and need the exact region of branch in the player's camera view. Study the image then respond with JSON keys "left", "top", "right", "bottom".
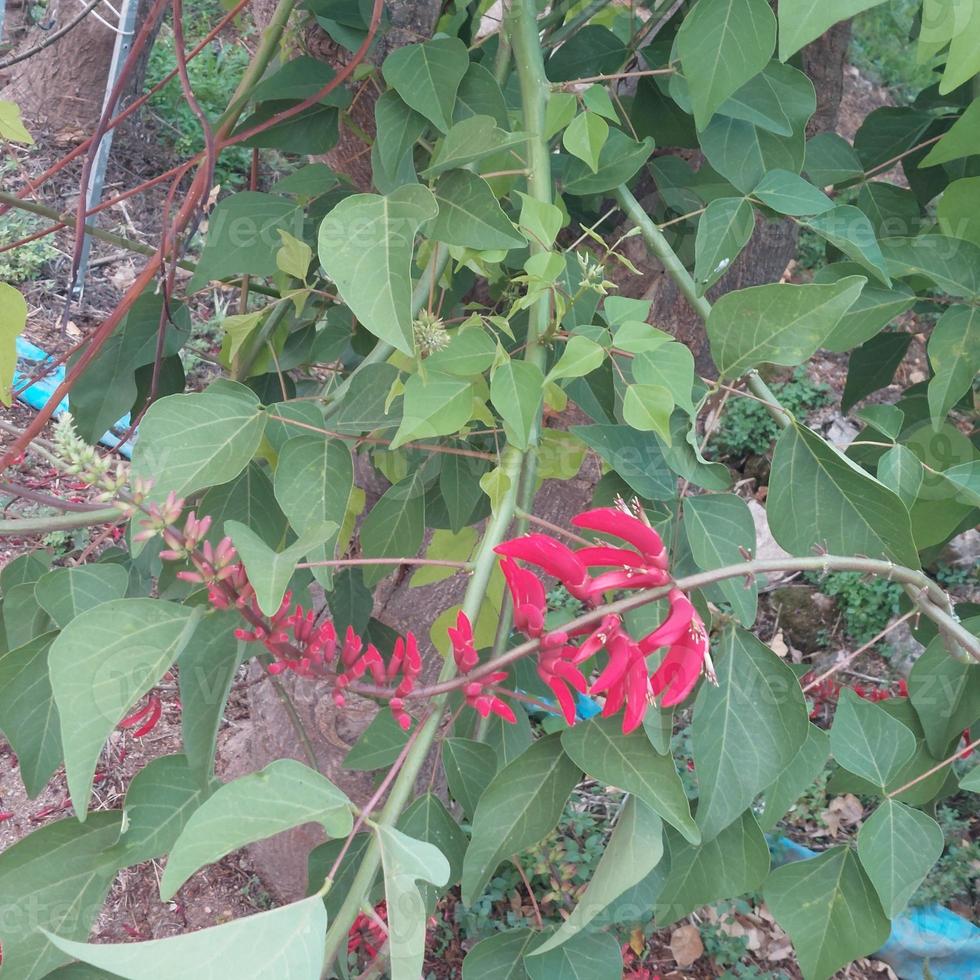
{"left": 887, "top": 736, "right": 980, "bottom": 799}
{"left": 0, "top": 507, "right": 125, "bottom": 535}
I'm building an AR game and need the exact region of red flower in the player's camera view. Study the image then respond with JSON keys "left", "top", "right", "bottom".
{"left": 572, "top": 505, "right": 668, "bottom": 569}
{"left": 448, "top": 611, "right": 478, "bottom": 673}
{"left": 495, "top": 534, "right": 592, "bottom": 600}
{"left": 500, "top": 557, "right": 548, "bottom": 636}
{"left": 118, "top": 695, "right": 162, "bottom": 737}
{"left": 464, "top": 677, "right": 516, "bottom": 723}
{"left": 648, "top": 618, "right": 710, "bottom": 708}
{"left": 538, "top": 648, "right": 588, "bottom": 725}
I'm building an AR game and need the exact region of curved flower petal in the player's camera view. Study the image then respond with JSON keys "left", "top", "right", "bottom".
{"left": 583, "top": 568, "right": 670, "bottom": 598}
{"left": 638, "top": 589, "right": 696, "bottom": 653}
{"left": 571, "top": 507, "right": 668, "bottom": 568}
{"left": 648, "top": 630, "right": 708, "bottom": 708}
{"left": 575, "top": 545, "right": 647, "bottom": 568}
{"left": 495, "top": 534, "right": 592, "bottom": 598}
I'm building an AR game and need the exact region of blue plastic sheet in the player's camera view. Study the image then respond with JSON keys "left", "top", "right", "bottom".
{"left": 13, "top": 336, "right": 134, "bottom": 458}
{"left": 770, "top": 836, "right": 980, "bottom": 980}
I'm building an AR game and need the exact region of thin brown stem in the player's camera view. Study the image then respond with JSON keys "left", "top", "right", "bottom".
{"left": 887, "top": 736, "right": 980, "bottom": 798}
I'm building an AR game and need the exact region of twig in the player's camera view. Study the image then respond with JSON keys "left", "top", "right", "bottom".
{"left": 887, "top": 736, "right": 980, "bottom": 798}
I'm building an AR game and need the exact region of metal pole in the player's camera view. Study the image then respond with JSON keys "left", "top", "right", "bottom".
{"left": 73, "top": 0, "right": 140, "bottom": 298}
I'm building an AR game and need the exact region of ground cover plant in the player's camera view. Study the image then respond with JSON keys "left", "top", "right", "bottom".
{"left": 0, "top": 0, "right": 978, "bottom": 977}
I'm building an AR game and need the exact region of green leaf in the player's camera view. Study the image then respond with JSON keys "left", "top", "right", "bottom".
{"left": 700, "top": 114, "right": 806, "bottom": 194}
{"left": 390, "top": 371, "right": 474, "bottom": 448}
{"left": 131, "top": 390, "right": 266, "bottom": 500}
{"left": 562, "top": 131, "right": 655, "bottom": 196}
{"left": 801, "top": 206, "right": 891, "bottom": 285}
{"left": 544, "top": 92, "right": 577, "bottom": 140}
{"left": 676, "top": 0, "right": 776, "bottom": 130}
{"left": 562, "top": 111, "right": 608, "bottom": 172}
{"left": 443, "top": 737, "right": 497, "bottom": 818}
{"left": 767, "top": 422, "right": 919, "bottom": 566}
{"left": 921, "top": 97, "right": 980, "bottom": 167}
{"left": 460, "top": 733, "right": 580, "bottom": 905}
{"left": 753, "top": 169, "right": 834, "bottom": 215}
{"left": 424, "top": 116, "right": 528, "bottom": 177}
{"left": 546, "top": 25, "right": 625, "bottom": 82}
{"left": 683, "top": 496, "right": 758, "bottom": 627}
{"left": 657, "top": 811, "right": 769, "bottom": 923}
{"left": 936, "top": 0, "right": 980, "bottom": 93}
{"left": 524, "top": 930, "right": 622, "bottom": 980}
{"left": 0, "top": 282, "right": 28, "bottom": 406}
{"left": 2, "top": 582, "right": 50, "bottom": 649}
{"left": 160, "top": 759, "right": 351, "bottom": 899}
{"left": 622, "top": 384, "right": 674, "bottom": 442}
{"left": 382, "top": 37, "right": 468, "bottom": 132}
{"left": 926, "top": 304, "right": 980, "bottom": 429}
{"left": 631, "top": 344, "right": 696, "bottom": 419}
{"left": 276, "top": 230, "right": 312, "bottom": 280}
{"left": 533, "top": 797, "right": 664, "bottom": 953}
{"left": 660, "top": 412, "right": 733, "bottom": 491}
{"left": 455, "top": 62, "right": 508, "bottom": 128}
{"left": 0, "top": 812, "right": 124, "bottom": 979}
{"left": 942, "top": 460, "right": 980, "bottom": 507}
{"left": 33, "top": 565, "right": 129, "bottom": 629}
{"left": 274, "top": 434, "right": 354, "bottom": 588}
{"left": 317, "top": 185, "right": 439, "bottom": 355}
{"left": 0, "top": 632, "right": 62, "bottom": 797}
{"left": 359, "top": 470, "right": 427, "bottom": 579}
{"left": 431, "top": 171, "right": 524, "bottom": 251}
{"left": 396, "top": 793, "right": 466, "bottom": 912}
{"left": 490, "top": 360, "right": 545, "bottom": 451}
{"left": 880, "top": 234, "right": 980, "bottom": 298}
{"left": 693, "top": 197, "right": 754, "bottom": 294}
{"left": 0, "top": 99, "right": 33, "bottom": 142}
{"left": 225, "top": 519, "right": 337, "bottom": 615}
{"left": 518, "top": 194, "right": 563, "bottom": 249}
{"left": 188, "top": 192, "right": 303, "bottom": 289}
{"left": 200, "top": 462, "right": 289, "bottom": 549}
{"left": 426, "top": 325, "right": 496, "bottom": 376}
{"left": 344, "top": 709, "right": 411, "bottom": 771}
{"left": 374, "top": 90, "right": 426, "bottom": 178}
{"left": 546, "top": 336, "right": 606, "bottom": 383}
{"left": 706, "top": 277, "right": 866, "bottom": 377}
{"left": 764, "top": 846, "right": 890, "bottom": 980}
{"left": 112, "top": 754, "right": 211, "bottom": 865}
{"left": 841, "top": 331, "right": 913, "bottom": 412}
{"left": 830, "top": 688, "right": 917, "bottom": 789}
{"left": 717, "top": 61, "right": 814, "bottom": 136}
{"left": 759, "top": 724, "right": 830, "bottom": 831}
{"left": 960, "top": 765, "right": 980, "bottom": 792}
{"left": 561, "top": 716, "right": 699, "bottom": 844}
{"left": 692, "top": 627, "right": 808, "bottom": 839}
{"left": 804, "top": 132, "right": 864, "bottom": 186}
{"left": 463, "top": 929, "right": 539, "bottom": 980}
{"left": 178, "top": 611, "right": 243, "bottom": 783}
{"left": 49, "top": 600, "right": 200, "bottom": 818}
{"left": 376, "top": 823, "right": 451, "bottom": 979}
{"left": 877, "top": 444, "right": 923, "bottom": 508}
{"left": 908, "top": 621, "right": 980, "bottom": 757}
{"left": 571, "top": 424, "right": 677, "bottom": 500}
{"left": 938, "top": 176, "right": 980, "bottom": 248}
{"left": 45, "top": 896, "right": 327, "bottom": 979}
{"left": 778, "top": 0, "right": 889, "bottom": 61}
{"left": 857, "top": 799, "right": 943, "bottom": 918}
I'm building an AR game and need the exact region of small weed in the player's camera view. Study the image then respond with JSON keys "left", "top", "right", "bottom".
{"left": 934, "top": 562, "right": 978, "bottom": 591}
{"left": 911, "top": 803, "right": 979, "bottom": 911}
{"left": 805, "top": 570, "right": 903, "bottom": 645}
{"left": 711, "top": 369, "right": 832, "bottom": 460}
{"left": 0, "top": 183, "right": 60, "bottom": 282}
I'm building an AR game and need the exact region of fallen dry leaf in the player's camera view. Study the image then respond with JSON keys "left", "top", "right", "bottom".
{"left": 769, "top": 630, "right": 789, "bottom": 658}
{"left": 670, "top": 924, "right": 704, "bottom": 967}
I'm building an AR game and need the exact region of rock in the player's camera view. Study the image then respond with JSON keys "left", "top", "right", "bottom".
{"left": 824, "top": 416, "right": 860, "bottom": 448}
{"left": 747, "top": 499, "right": 791, "bottom": 584}
{"left": 768, "top": 586, "right": 838, "bottom": 653}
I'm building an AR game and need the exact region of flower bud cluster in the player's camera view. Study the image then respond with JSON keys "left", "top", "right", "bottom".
{"left": 51, "top": 413, "right": 144, "bottom": 505}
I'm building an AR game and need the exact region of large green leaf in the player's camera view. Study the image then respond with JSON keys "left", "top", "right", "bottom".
{"left": 693, "top": 197, "right": 754, "bottom": 295}
{"left": 160, "top": 759, "right": 352, "bottom": 898}
{"left": 426, "top": 325, "right": 496, "bottom": 376}
{"left": 34, "top": 565, "right": 128, "bottom": 628}
{"left": 0, "top": 632, "right": 62, "bottom": 797}
{"left": 490, "top": 360, "right": 545, "bottom": 451}
{"left": 707, "top": 277, "right": 865, "bottom": 376}
{"left": 376, "top": 823, "right": 450, "bottom": 980}
{"left": 759, "top": 724, "right": 830, "bottom": 831}
{"left": 562, "top": 110, "right": 608, "bottom": 172}
{"left": 443, "top": 736, "right": 497, "bottom": 818}
{"left": 841, "top": 331, "right": 913, "bottom": 412}
{"left": 374, "top": 90, "right": 426, "bottom": 178}
{"left": 561, "top": 716, "right": 699, "bottom": 844}
{"left": 131, "top": 390, "right": 266, "bottom": 500}
{"left": 49, "top": 600, "right": 200, "bottom": 817}
{"left": 752, "top": 169, "right": 833, "bottom": 215}
{"left": 908, "top": 620, "right": 980, "bottom": 757}
{"left": 767, "top": 422, "right": 920, "bottom": 566}
{"left": 533, "top": 797, "right": 664, "bottom": 953}
{"left": 921, "top": 96, "right": 980, "bottom": 167}
{"left": 391, "top": 370, "right": 474, "bottom": 448}
{"left": 801, "top": 206, "right": 891, "bottom": 285}
{"left": 830, "top": 688, "right": 917, "bottom": 789}
{"left": 857, "top": 799, "right": 943, "bottom": 918}
{"left": 699, "top": 114, "right": 806, "bottom": 193}
{"left": 571, "top": 424, "right": 676, "bottom": 500}
{"left": 683, "top": 496, "right": 758, "bottom": 626}
{"left": 778, "top": 0, "right": 889, "bottom": 60}
{"left": 630, "top": 342, "right": 696, "bottom": 417}
{"left": 937, "top": 176, "right": 980, "bottom": 247}
{"left": 177, "top": 611, "right": 243, "bottom": 783}
{"left": 381, "top": 37, "right": 469, "bottom": 133}
{"left": 0, "top": 813, "right": 124, "bottom": 980}
{"left": 804, "top": 132, "right": 864, "bottom": 186}
{"left": 461, "top": 733, "right": 580, "bottom": 904}
{"left": 396, "top": 793, "right": 466, "bottom": 912}
{"left": 274, "top": 434, "right": 354, "bottom": 589}
{"left": 454, "top": 62, "right": 509, "bottom": 127}
{"left": 359, "top": 469, "right": 428, "bottom": 581}
{"left": 423, "top": 116, "right": 528, "bottom": 177}
{"left": 462, "top": 929, "right": 539, "bottom": 980}
{"left": 926, "top": 304, "right": 980, "bottom": 429}
{"left": 676, "top": 0, "right": 776, "bottom": 130}
{"left": 524, "top": 930, "right": 622, "bottom": 980}
{"left": 561, "top": 131, "right": 655, "bottom": 195}
{"left": 2, "top": 582, "right": 51, "bottom": 649}
{"left": 111, "top": 754, "right": 211, "bottom": 865}
{"left": 692, "top": 627, "right": 808, "bottom": 840}
{"left": 343, "top": 709, "right": 411, "bottom": 771}
{"left": 764, "top": 846, "right": 890, "bottom": 980}
{"left": 188, "top": 192, "right": 303, "bottom": 290}
{"left": 45, "top": 896, "right": 327, "bottom": 979}
{"left": 657, "top": 811, "right": 769, "bottom": 923}
{"left": 880, "top": 234, "right": 980, "bottom": 298}
{"left": 199, "top": 463, "right": 289, "bottom": 550}
{"left": 317, "top": 185, "right": 438, "bottom": 354}
{"left": 430, "top": 171, "right": 523, "bottom": 251}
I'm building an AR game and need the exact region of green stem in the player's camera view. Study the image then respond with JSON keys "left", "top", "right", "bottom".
{"left": 269, "top": 674, "right": 321, "bottom": 772}
{"left": 232, "top": 298, "right": 292, "bottom": 381}
{"left": 0, "top": 507, "right": 125, "bottom": 536}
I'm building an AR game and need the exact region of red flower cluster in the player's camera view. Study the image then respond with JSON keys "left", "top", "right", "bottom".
{"left": 448, "top": 612, "right": 516, "bottom": 723}
{"left": 451, "top": 502, "right": 711, "bottom": 733}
